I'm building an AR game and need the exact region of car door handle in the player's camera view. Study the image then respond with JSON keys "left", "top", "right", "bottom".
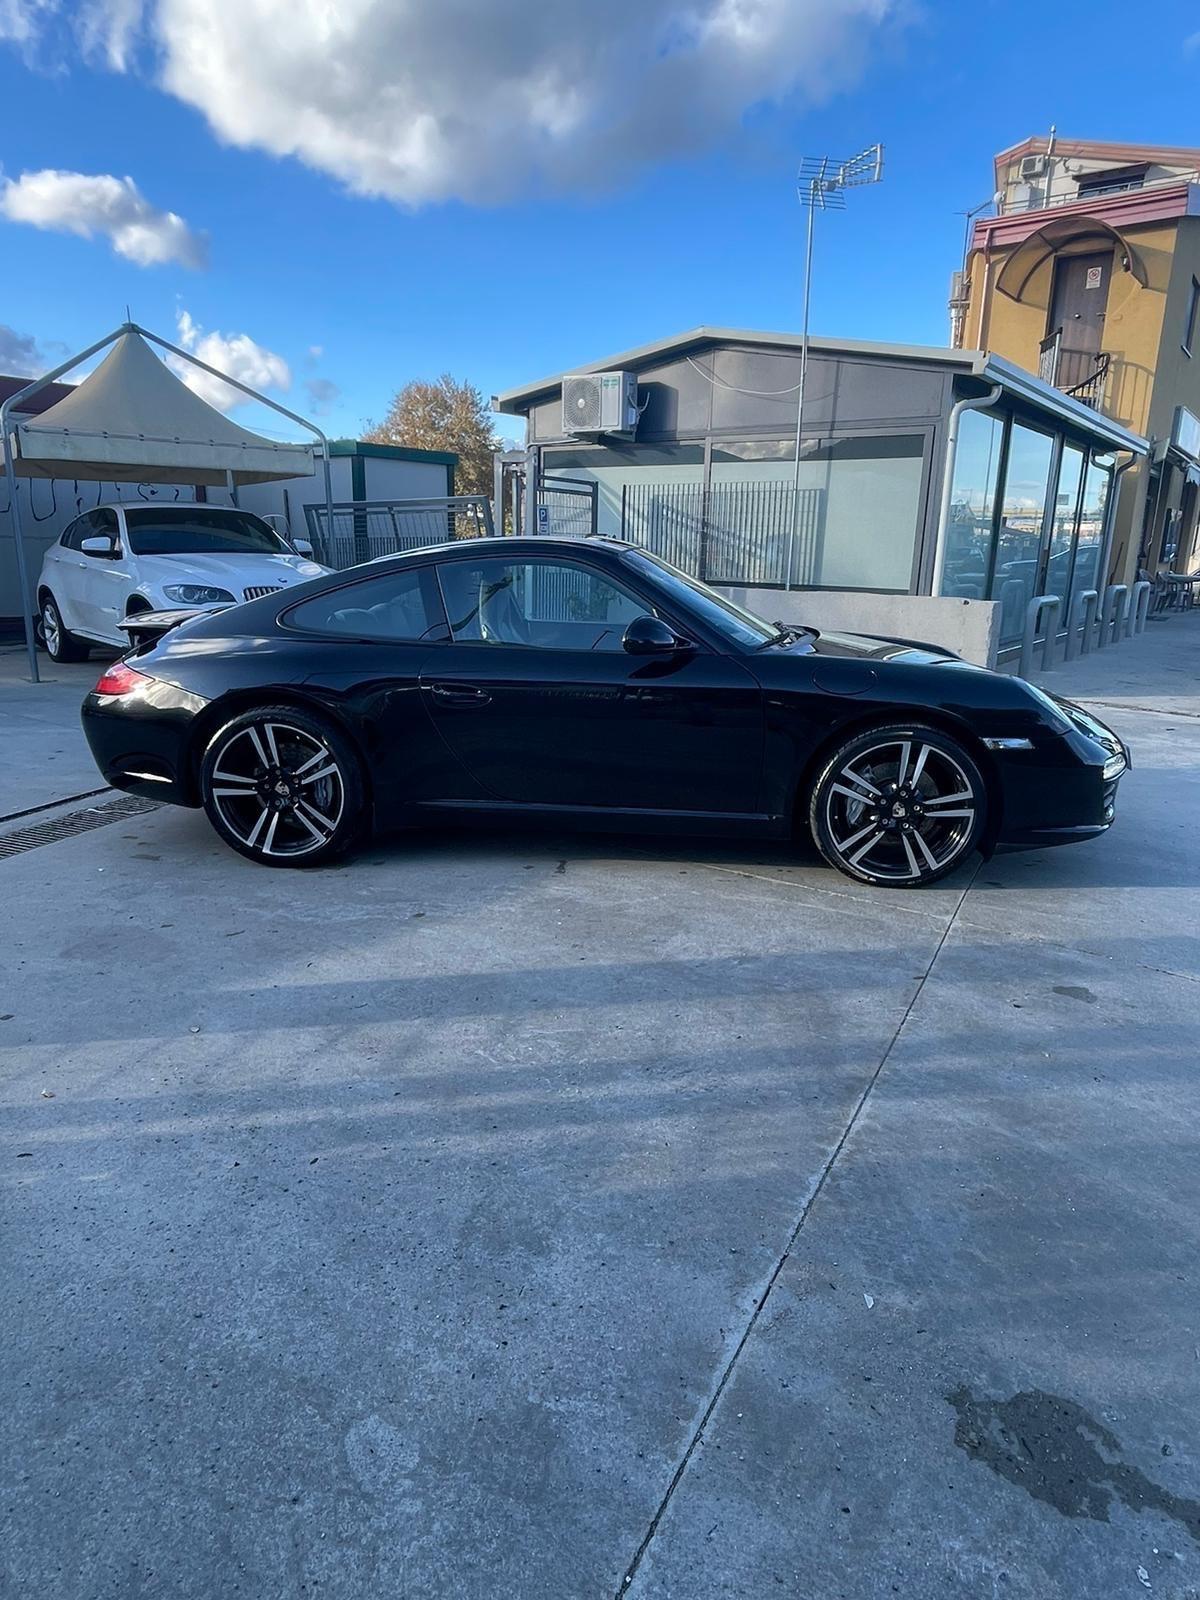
{"left": 430, "top": 682, "right": 492, "bottom": 707}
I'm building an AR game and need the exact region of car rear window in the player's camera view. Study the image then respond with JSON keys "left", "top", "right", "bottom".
{"left": 284, "top": 568, "right": 446, "bottom": 641}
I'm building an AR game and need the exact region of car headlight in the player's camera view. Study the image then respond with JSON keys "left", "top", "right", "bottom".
{"left": 1103, "top": 751, "right": 1127, "bottom": 781}
{"left": 162, "top": 584, "right": 235, "bottom": 605}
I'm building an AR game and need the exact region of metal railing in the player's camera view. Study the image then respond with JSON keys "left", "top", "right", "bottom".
{"left": 1038, "top": 331, "right": 1111, "bottom": 409}
{"left": 619, "top": 480, "right": 824, "bottom": 587}
{"left": 303, "top": 495, "right": 493, "bottom": 569}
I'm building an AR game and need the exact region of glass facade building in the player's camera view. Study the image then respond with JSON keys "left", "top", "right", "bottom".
{"left": 496, "top": 330, "right": 1147, "bottom": 655}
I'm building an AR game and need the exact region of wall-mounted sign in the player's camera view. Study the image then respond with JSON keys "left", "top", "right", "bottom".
{"left": 1172, "top": 405, "right": 1200, "bottom": 463}
{"left": 1085, "top": 266, "right": 1104, "bottom": 290}
{"left": 536, "top": 504, "right": 551, "bottom": 532}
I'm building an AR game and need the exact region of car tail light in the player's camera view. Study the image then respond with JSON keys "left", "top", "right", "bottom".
{"left": 93, "top": 662, "right": 151, "bottom": 697}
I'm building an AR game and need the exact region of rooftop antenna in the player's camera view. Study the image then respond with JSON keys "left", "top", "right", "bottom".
{"left": 787, "top": 144, "right": 885, "bottom": 588}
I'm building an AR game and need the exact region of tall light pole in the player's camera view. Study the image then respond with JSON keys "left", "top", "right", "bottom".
{"left": 787, "top": 144, "right": 884, "bottom": 589}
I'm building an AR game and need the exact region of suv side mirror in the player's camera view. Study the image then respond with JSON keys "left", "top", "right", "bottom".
{"left": 292, "top": 538, "right": 314, "bottom": 556}
{"left": 80, "top": 535, "right": 118, "bottom": 558}
{"left": 622, "top": 614, "right": 692, "bottom": 656}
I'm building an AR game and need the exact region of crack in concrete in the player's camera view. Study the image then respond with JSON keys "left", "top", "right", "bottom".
{"left": 613, "top": 861, "right": 982, "bottom": 1596}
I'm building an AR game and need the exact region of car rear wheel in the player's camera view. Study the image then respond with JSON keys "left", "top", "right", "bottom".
{"left": 809, "top": 724, "right": 986, "bottom": 887}
{"left": 200, "top": 706, "right": 366, "bottom": 867}
{"left": 39, "top": 592, "right": 90, "bottom": 662}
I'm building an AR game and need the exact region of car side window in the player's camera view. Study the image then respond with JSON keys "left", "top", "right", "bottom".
{"left": 284, "top": 567, "right": 446, "bottom": 641}
{"left": 436, "top": 557, "right": 655, "bottom": 652}
{"left": 60, "top": 514, "right": 88, "bottom": 550}
{"left": 78, "top": 508, "right": 120, "bottom": 556}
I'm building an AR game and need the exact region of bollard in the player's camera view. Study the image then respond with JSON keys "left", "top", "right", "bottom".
{"left": 1130, "top": 580, "right": 1152, "bottom": 636}
{"left": 1099, "top": 584, "right": 1128, "bottom": 649}
{"left": 1018, "top": 594, "right": 1061, "bottom": 680}
{"left": 1064, "top": 588, "right": 1099, "bottom": 661}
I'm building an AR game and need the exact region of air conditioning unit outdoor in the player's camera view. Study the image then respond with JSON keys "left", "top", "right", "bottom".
{"left": 561, "top": 371, "right": 639, "bottom": 437}
{"left": 1019, "top": 154, "right": 1047, "bottom": 180}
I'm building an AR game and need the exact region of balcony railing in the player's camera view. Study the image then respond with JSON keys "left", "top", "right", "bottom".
{"left": 1038, "top": 331, "right": 1111, "bottom": 411}
{"left": 1000, "top": 169, "right": 1200, "bottom": 215}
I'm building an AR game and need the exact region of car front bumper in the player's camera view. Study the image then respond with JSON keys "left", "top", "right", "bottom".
{"left": 991, "top": 723, "right": 1129, "bottom": 852}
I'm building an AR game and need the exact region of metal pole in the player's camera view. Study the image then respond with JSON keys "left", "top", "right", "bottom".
{"left": 1, "top": 322, "right": 132, "bottom": 685}
{"left": 787, "top": 188, "right": 817, "bottom": 591}
{"left": 225, "top": 468, "right": 239, "bottom": 508}
{"left": 2, "top": 426, "right": 38, "bottom": 682}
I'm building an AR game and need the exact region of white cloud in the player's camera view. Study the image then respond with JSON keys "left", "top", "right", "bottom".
{"left": 0, "top": 0, "right": 52, "bottom": 46}
{"left": 6, "top": 0, "right": 898, "bottom": 205}
{"left": 169, "top": 308, "right": 290, "bottom": 411}
{"left": 0, "top": 323, "right": 45, "bottom": 376}
{"left": 0, "top": 168, "right": 206, "bottom": 268}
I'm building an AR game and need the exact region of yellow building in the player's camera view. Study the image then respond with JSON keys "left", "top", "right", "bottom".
{"left": 956, "top": 135, "right": 1200, "bottom": 590}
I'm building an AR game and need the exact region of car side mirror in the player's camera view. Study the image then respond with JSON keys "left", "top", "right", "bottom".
{"left": 622, "top": 614, "right": 692, "bottom": 656}
{"left": 80, "top": 536, "right": 118, "bottom": 557}
{"left": 292, "top": 538, "right": 314, "bottom": 556}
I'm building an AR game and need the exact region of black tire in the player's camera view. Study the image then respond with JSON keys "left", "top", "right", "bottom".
{"left": 39, "top": 591, "right": 90, "bottom": 662}
{"left": 200, "top": 704, "right": 367, "bottom": 868}
{"left": 808, "top": 723, "right": 987, "bottom": 888}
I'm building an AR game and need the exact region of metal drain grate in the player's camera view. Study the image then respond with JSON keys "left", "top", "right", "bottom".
{"left": 0, "top": 795, "right": 160, "bottom": 861}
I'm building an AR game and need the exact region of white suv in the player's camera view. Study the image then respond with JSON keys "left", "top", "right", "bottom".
{"left": 37, "top": 502, "right": 330, "bottom": 660}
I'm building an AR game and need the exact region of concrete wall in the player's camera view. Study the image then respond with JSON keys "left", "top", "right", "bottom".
{"left": 714, "top": 586, "right": 1002, "bottom": 667}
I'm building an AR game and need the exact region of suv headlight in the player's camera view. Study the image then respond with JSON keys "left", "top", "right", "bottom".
{"left": 162, "top": 584, "right": 235, "bottom": 605}
{"left": 1103, "top": 751, "right": 1127, "bottom": 781}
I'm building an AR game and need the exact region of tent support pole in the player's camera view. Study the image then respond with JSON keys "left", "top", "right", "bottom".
{"left": 225, "top": 469, "right": 239, "bottom": 508}
{"left": 1, "top": 323, "right": 132, "bottom": 685}
{"left": 2, "top": 424, "right": 38, "bottom": 683}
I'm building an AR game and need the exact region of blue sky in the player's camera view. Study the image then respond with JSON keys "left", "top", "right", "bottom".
{"left": 2, "top": 0, "right": 1198, "bottom": 445}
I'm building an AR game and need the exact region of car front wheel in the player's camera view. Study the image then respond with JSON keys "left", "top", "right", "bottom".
{"left": 200, "top": 706, "right": 366, "bottom": 867}
{"left": 809, "top": 724, "right": 987, "bottom": 887}
{"left": 40, "top": 592, "right": 90, "bottom": 662}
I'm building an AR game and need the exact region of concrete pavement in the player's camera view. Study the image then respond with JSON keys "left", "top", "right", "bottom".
{"left": 1, "top": 614, "right": 1198, "bottom": 1598}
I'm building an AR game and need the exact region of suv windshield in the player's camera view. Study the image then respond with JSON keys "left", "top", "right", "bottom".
{"left": 123, "top": 507, "right": 287, "bottom": 557}
{"left": 621, "top": 548, "right": 777, "bottom": 648}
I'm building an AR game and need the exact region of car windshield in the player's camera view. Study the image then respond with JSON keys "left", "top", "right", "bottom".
{"left": 123, "top": 508, "right": 288, "bottom": 557}
{"left": 621, "top": 548, "right": 778, "bottom": 649}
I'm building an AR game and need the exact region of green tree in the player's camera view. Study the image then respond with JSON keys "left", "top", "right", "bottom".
{"left": 364, "top": 374, "right": 502, "bottom": 496}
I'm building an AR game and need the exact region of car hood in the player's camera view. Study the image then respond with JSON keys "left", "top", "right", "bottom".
{"left": 133, "top": 551, "right": 329, "bottom": 592}
{"left": 805, "top": 629, "right": 966, "bottom": 667}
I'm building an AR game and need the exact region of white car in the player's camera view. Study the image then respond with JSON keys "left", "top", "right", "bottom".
{"left": 37, "top": 502, "right": 331, "bottom": 661}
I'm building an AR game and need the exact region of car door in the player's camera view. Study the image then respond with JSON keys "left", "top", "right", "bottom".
{"left": 49, "top": 514, "right": 92, "bottom": 633}
{"left": 420, "top": 552, "right": 765, "bottom": 816}
{"left": 73, "top": 508, "right": 128, "bottom": 640}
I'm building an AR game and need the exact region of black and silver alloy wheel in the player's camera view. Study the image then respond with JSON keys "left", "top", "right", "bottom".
{"left": 39, "top": 592, "right": 90, "bottom": 662}
{"left": 810, "top": 725, "right": 986, "bottom": 887}
{"left": 200, "top": 706, "right": 365, "bottom": 867}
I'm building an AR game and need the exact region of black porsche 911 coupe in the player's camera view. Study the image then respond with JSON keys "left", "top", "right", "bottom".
{"left": 80, "top": 536, "right": 1129, "bottom": 886}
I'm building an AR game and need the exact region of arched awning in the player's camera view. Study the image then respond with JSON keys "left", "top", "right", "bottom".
{"left": 995, "top": 214, "right": 1148, "bottom": 303}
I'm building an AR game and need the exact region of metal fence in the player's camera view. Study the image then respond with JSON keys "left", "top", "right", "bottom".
{"left": 537, "top": 475, "right": 598, "bottom": 538}
{"left": 619, "top": 481, "right": 824, "bottom": 587}
{"left": 303, "top": 495, "right": 493, "bottom": 569}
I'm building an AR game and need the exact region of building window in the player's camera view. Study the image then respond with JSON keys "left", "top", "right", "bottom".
{"left": 944, "top": 410, "right": 1004, "bottom": 600}
{"left": 1045, "top": 444, "right": 1087, "bottom": 616}
{"left": 987, "top": 423, "right": 1055, "bottom": 644}
{"left": 1184, "top": 278, "right": 1200, "bottom": 357}
{"left": 1072, "top": 457, "right": 1113, "bottom": 607}
{"left": 540, "top": 443, "right": 704, "bottom": 538}
{"left": 711, "top": 433, "right": 925, "bottom": 591}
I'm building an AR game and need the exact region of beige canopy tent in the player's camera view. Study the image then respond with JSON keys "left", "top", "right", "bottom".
{"left": 1, "top": 321, "right": 333, "bottom": 681}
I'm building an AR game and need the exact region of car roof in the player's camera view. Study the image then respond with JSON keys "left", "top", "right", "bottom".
{"left": 103, "top": 502, "right": 258, "bottom": 514}
{"left": 368, "top": 534, "right": 636, "bottom": 566}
